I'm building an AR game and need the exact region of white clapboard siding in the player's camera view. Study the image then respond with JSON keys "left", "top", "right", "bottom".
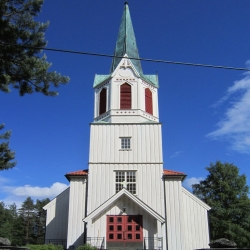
{"left": 181, "top": 188, "right": 211, "bottom": 250}
{"left": 43, "top": 188, "right": 69, "bottom": 241}
{"left": 67, "top": 177, "right": 88, "bottom": 249}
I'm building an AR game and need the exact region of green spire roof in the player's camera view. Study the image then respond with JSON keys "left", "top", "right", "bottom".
{"left": 110, "top": 2, "right": 143, "bottom": 74}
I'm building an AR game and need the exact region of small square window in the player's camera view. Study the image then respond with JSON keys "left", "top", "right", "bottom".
{"left": 121, "top": 137, "right": 131, "bottom": 149}
{"left": 109, "top": 217, "right": 114, "bottom": 223}
{"left": 136, "top": 234, "right": 140, "bottom": 239}
{"left": 117, "top": 234, "right": 122, "bottom": 239}
{"left": 109, "top": 225, "right": 114, "bottom": 231}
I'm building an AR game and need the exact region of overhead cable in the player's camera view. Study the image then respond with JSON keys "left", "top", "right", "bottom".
{"left": 1, "top": 43, "right": 250, "bottom": 72}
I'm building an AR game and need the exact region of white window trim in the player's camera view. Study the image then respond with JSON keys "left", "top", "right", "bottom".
{"left": 114, "top": 171, "right": 137, "bottom": 195}
{"left": 119, "top": 136, "right": 132, "bottom": 151}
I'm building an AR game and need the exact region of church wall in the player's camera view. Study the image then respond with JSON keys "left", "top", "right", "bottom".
{"left": 163, "top": 178, "right": 186, "bottom": 250}
{"left": 181, "top": 188, "right": 210, "bottom": 250}
{"left": 67, "top": 177, "right": 87, "bottom": 249}
{"left": 44, "top": 188, "right": 69, "bottom": 243}
{"left": 89, "top": 123, "right": 163, "bottom": 163}
{"left": 87, "top": 163, "right": 164, "bottom": 217}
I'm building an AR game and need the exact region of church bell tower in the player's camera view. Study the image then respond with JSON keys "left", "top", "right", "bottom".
{"left": 86, "top": 2, "right": 165, "bottom": 248}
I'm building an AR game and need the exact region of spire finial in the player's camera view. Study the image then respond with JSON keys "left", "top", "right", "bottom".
{"left": 110, "top": 3, "right": 143, "bottom": 74}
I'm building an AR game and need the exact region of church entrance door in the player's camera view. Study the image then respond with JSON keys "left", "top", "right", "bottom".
{"left": 106, "top": 215, "right": 143, "bottom": 249}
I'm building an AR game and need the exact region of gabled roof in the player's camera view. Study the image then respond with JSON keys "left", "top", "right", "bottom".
{"left": 110, "top": 2, "right": 142, "bottom": 75}
{"left": 65, "top": 169, "right": 88, "bottom": 181}
{"left": 83, "top": 188, "right": 165, "bottom": 223}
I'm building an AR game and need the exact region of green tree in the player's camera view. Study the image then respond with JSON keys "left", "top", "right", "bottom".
{"left": 0, "top": 0, "right": 69, "bottom": 96}
{"left": 192, "top": 161, "right": 250, "bottom": 247}
{"left": 0, "top": 202, "right": 14, "bottom": 239}
{"left": 19, "top": 197, "right": 36, "bottom": 245}
{"left": 0, "top": 124, "right": 16, "bottom": 170}
{"left": 33, "top": 198, "right": 50, "bottom": 244}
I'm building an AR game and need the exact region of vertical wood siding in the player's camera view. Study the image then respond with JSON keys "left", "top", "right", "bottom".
{"left": 181, "top": 188, "right": 210, "bottom": 250}
{"left": 89, "top": 123, "right": 163, "bottom": 163}
{"left": 67, "top": 177, "right": 87, "bottom": 249}
{"left": 87, "top": 163, "right": 164, "bottom": 217}
{"left": 88, "top": 123, "right": 164, "bottom": 216}
{"left": 164, "top": 178, "right": 186, "bottom": 250}
{"left": 44, "top": 188, "right": 69, "bottom": 241}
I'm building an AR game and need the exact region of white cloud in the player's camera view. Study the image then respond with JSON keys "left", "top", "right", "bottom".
{"left": 183, "top": 177, "right": 204, "bottom": 190}
{"left": 7, "top": 182, "right": 68, "bottom": 197}
{"left": 170, "top": 151, "right": 183, "bottom": 158}
{"left": 207, "top": 68, "right": 250, "bottom": 154}
{"left": 0, "top": 176, "right": 9, "bottom": 185}
{"left": 0, "top": 177, "right": 68, "bottom": 207}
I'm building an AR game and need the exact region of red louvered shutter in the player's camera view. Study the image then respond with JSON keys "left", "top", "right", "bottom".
{"left": 99, "top": 88, "right": 107, "bottom": 115}
{"left": 145, "top": 88, "right": 153, "bottom": 115}
{"left": 120, "top": 83, "right": 131, "bottom": 109}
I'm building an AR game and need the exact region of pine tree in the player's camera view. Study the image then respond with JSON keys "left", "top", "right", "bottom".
{"left": 0, "top": 124, "right": 16, "bottom": 170}
{"left": 19, "top": 197, "right": 36, "bottom": 245}
{"left": 0, "top": 0, "right": 69, "bottom": 96}
{"left": 192, "top": 161, "right": 250, "bottom": 248}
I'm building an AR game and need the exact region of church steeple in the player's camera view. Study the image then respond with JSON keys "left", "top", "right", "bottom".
{"left": 110, "top": 2, "right": 143, "bottom": 74}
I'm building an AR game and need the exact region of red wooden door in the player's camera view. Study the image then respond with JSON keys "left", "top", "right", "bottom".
{"left": 107, "top": 215, "right": 143, "bottom": 247}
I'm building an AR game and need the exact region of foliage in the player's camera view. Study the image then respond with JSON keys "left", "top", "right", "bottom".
{"left": 76, "top": 244, "right": 97, "bottom": 250}
{"left": 0, "top": 197, "right": 50, "bottom": 246}
{"left": 192, "top": 161, "right": 250, "bottom": 248}
{"left": 27, "top": 244, "right": 63, "bottom": 250}
{"left": 0, "top": 123, "right": 16, "bottom": 170}
{"left": 0, "top": 0, "right": 69, "bottom": 96}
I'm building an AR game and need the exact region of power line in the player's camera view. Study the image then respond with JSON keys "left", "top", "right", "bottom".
{"left": 1, "top": 43, "right": 250, "bottom": 72}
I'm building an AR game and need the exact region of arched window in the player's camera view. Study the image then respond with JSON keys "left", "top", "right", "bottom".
{"left": 120, "top": 83, "right": 131, "bottom": 109}
{"left": 99, "top": 88, "right": 107, "bottom": 115}
{"left": 145, "top": 88, "right": 153, "bottom": 115}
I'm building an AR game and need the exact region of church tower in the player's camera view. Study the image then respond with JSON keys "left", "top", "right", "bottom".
{"left": 86, "top": 3, "right": 164, "bottom": 248}
{"left": 43, "top": 3, "right": 211, "bottom": 250}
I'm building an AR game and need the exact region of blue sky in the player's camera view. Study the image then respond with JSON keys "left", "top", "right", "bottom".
{"left": 1, "top": 0, "right": 250, "bottom": 207}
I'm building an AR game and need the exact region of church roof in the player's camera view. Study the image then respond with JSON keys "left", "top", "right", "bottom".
{"left": 65, "top": 169, "right": 88, "bottom": 181}
{"left": 110, "top": 2, "right": 142, "bottom": 75}
{"left": 93, "top": 3, "right": 159, "bottom": 89}
{"left": 65, "top": 169, "right": 185, "bottom": 179}
{"left": 163, "top": 169, "right": 186, "bottom": 180}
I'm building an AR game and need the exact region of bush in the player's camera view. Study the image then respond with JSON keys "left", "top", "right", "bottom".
{"left": 76, "top": 244, "right": 96, "bottom": 250}
{"left": 27, "top": 244, "right": 64, "bottom": 250}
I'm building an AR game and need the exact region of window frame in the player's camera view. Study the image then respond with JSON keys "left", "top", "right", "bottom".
{"left": 145, "top": 88, "right": 153, "bottom": 115}
{"left": 120, "top": 83, "right": 131, "bottom": 109}
{"left": 115, "top": 171, "right": 137, "bottom": 195}
{"left": 120, "top": 137, "right": 131, "bottom": 150}
{"left": 99, "top": 87, "right": 107, "bottom": 115}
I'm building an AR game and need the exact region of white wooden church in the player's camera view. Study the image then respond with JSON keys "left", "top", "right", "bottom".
{"left": 43, "top": 3, "right": 211, "bottom": 250}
